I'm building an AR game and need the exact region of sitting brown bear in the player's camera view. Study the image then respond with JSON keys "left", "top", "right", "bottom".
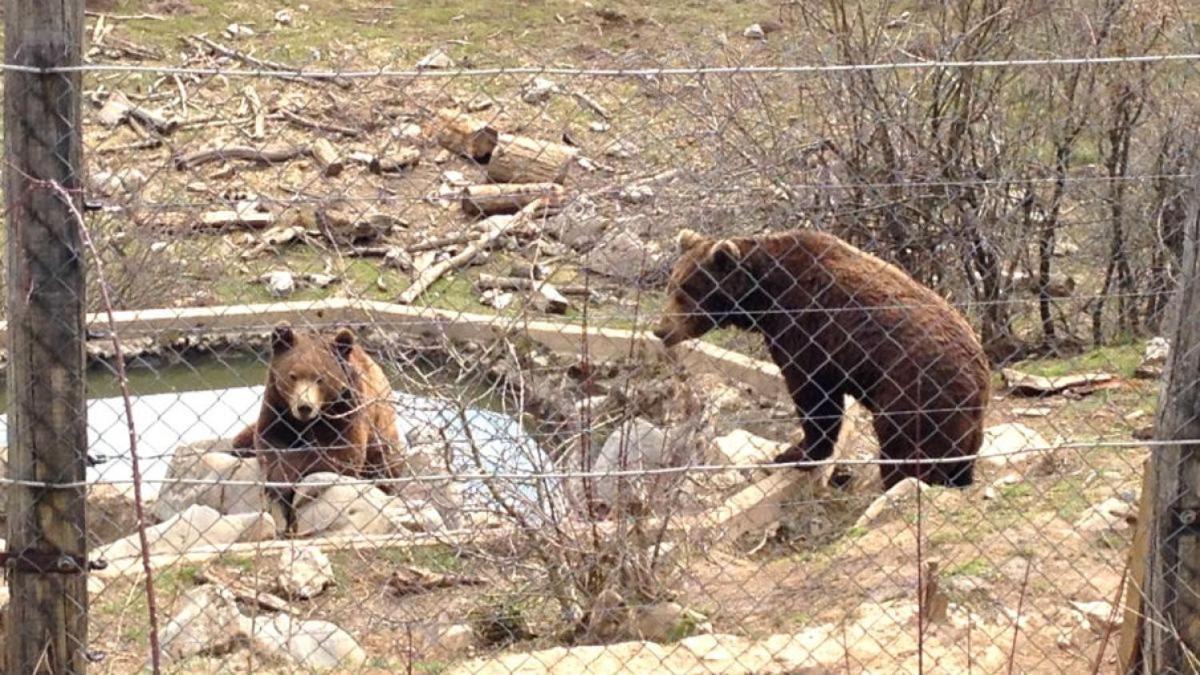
{"left": 232, "top": 323, "right": 405, "bottom": 526}
{"left": 654, "top": 229, "right": 990, "bottom": 489}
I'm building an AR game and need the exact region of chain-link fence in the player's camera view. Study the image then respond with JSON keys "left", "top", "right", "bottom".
{"left": 4, "top": 1, "right": 1200, "bottom": 673}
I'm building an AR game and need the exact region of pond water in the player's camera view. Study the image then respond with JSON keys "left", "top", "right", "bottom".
{"left": 0, "top": 354, "right": 546, "bottom": 502}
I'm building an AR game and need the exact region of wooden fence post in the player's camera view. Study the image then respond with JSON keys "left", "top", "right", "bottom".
{"left": 1127, "top": 172, "right": 1200, "bottom": 672}
{"left": 4, "top": 0, "right": 90, "bottom": 672}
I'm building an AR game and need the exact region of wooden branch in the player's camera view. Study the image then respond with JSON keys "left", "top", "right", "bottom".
{"left": 281, "top": 108, "right": 362, "bottom": 137}
{"left": 174, "top": 144, "right": 307, "bottom": 170}
{"left": 188, "top": 35, "right": 352, "bottom": 88}
{"left": 486, "top": 133, "right": 579, "bottom": 184}
{"left": 435, "top": 108, "right": 499, "bottom": 161}
{"left": 309, "top": 138, "right": 344, "bottom": 177}
{"left": 397, "top": 199, "right": 547, "bottom": 305}
{"left": 570, "top": 90, "right": 610, "bottom": 119}
{"left": 200, "top": 209, "right": 276, "bottom": 229}
{"left": 370, "top": 148, "right": 422, "bottom": 173}
{"left": 473, "top": 274, "right": 571, "bottom": 313}
{"left": 460, "top": 183, "right": 564, "bottom": 216}
{"left": 196, "top": 567, "right": 294, "bottom": 613}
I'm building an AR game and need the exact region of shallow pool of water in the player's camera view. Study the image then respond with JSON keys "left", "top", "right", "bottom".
{"left": 0, "top": 354, "right": 545, "bottom": 502}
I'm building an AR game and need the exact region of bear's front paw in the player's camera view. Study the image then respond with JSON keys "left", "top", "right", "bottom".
{"left": 771, "top": 443, "right": 812, "bottom": 469}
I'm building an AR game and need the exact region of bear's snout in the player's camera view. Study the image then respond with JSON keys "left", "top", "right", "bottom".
{"left": 293, "top": 402, "right": 316, "bottom": 420}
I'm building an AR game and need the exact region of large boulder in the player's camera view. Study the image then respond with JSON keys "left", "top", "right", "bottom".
{"left": 153, "top": 439, "right": 266, "bottom": 521}
{"left": 276, "top": 547, "right": 334, "bottom": 600}
{"left": 96, "top": 505, "right": 275, "bottom": 562}
{"left": 160, "top": 585, "right": 245, "bottom": 663}
{"left": 243, "top": 613, "right": 366, "bottom": 672}
{"left": 293, "top": 473, "right": 395, "bottom": 537}
{"left": 979, "top": 423, "right": 1051, "bottom": 469}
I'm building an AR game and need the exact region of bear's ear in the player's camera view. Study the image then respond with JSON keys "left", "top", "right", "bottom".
{"left": 677, "top": 228, "right": 708, "bottom": 252}
{"left": 272, "top": 322, "right": 295, "bottom": 354}
{"left": 332, "top": 327, "right": 356, "bottom": 359}
{"left": 707, "top": 239, "right": 742, "bottom": 272}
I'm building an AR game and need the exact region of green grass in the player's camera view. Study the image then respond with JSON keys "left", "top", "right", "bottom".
{"left": 946, "top": 557, "right": 993, "bottom": 579}
{"left": 1013, "top": 341, "right": 1146, "bottom": 379}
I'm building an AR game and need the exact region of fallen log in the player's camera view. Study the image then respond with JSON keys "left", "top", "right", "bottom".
{"left": 460, "top": 182, "right": 564, "bottom": 217}
{"left": 397, "top": 198, "right": 547, "bottom": 305}
{"left": 309, "top": 138, "right": 344, "bottom": 177}
{"left": 435, "top": 108, "right": 498, "bottom": 161}
{"left": 174, "top": 144, "right": 307, "bottom": 171}
{"left": 486, "top": 133, "right": 578, "bottom": 184}
{"left": 200, "top": 208, "right": 276, "bottom": 229}
{"left": 189, "top": 34, "right": 351, "bottom": 88}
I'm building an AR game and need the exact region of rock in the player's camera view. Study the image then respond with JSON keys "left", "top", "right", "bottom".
{"left": 261, "top": 270, "right": 295, "bottom": 297}
{"left": 593, "top": 418, "right": 669, "bottom": 504}
{"left": 1070, "top": 600, "right": 1120, "bottom": 632}
{"left": 293, "top": 473, "right": 394, "bottom": 537}
{"left": 274, "top": 8, "right": 293, "bottom": 24}
{"left": 243, "top": 614, "right": 366, "bottom": 671}
{"left": 618, "top": 184, "right": 654, "bottom": 204}
{"left": 382, "top": 502, "right": 446, "bottom": 533}
{"left": 1075, "top": 497, "right": 1136, "bottom": 535}
{"left": 97, "top": 505, "right": 275, "bottom": 562}
{"left": 520, "top": 76, "right": 559, "bottom": 104}
{"left": 1135, "top": 337, "right": 1169, "bottom": 379}
{"left": 854, "top": 478, "right": 929, "bottom": 529}
{"left": 743, "top": 23, "right": 766, "bottom": 39}
{"left": 603, "top": 140, "right": 639, "bottom": 159}
{"left": 583, "top": 231, "right": 662, "bottom": 282}
{"left": 161, "top": 585, "right": 246, "bottom": 663}
{"left": 979, "top": 423, "right": 1051, "bottom": 468}
{"left": 225, "top": 23, "right": 255, "bottom": 39}
{"left": 413, "top": 621, "right": 477, "bottom": 656}
{"left": 88, "top": 482, "right": 142, "bottom": 545}
{"left": 627, "top": 602, "right": 709, "bottom": 642}
{"left": 711, "top": 429, "right": 787, "bottom": 466}
{"left": 277, "top": 547, "right": 334, "bottom": 599}
{"left": 153, "top": 446, "right": 266, "bottom": 521}
{"left": 416, "top": 48, "right": 454, "bottom": 70}
{"left": 89, "top": 168, "right": 147, "bottom": 196}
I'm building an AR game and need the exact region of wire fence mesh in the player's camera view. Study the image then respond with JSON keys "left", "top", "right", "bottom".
{"left": 3, "top": 0, "right": 1200, "bottom": 673}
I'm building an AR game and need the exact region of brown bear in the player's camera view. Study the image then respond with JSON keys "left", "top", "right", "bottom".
{"left": 653, "top": 229, "right": 990, "bottom": 489}
{"left": 232, "top": 323, "right": 404, "bottom": 526}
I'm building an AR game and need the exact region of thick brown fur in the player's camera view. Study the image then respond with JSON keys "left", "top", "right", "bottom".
{"left": 233, "top": 323, "right": 404, "bottom": 525}
{"left": 654, "top": 229, "right": 991, "bottom": 489}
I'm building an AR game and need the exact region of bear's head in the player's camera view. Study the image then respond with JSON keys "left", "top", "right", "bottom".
{"left": 267, "top": 322, "right": 360, "bottom": 423}
{"left": 654, "top": 229, "right": 757, "bottom": 347}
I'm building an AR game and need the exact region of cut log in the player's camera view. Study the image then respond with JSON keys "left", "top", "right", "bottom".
{"left": 435, "top": 108, "right": 498, "bottom": 161}
{"left": 486, "top": 133, "right": 579, "bottom": 184}
{"left": 460, "top": 183, "right": 564, "bottom": 217}
{"left": 369, "top": 148, "right": 422, "bottom": 174}
{"left": 397, "top": 198, "right": 547, "bottom": 305}
{"left": 309, "top": 138, "right": 344, "bottom": 177}
{"left": 174, "top": 144, "right": 307, "bottom": 171}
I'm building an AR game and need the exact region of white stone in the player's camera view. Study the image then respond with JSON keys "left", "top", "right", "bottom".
{"left": 593, "top": 418, "right": 669, "bottom": 504}
{"left": 277, "top": 547, "right": 333, "bottom": 599}
{"left": 293, "top": 473, "right": 394, "bottom": 537}
{"left": 274, "top": 8, "right": 293, "bottom": 24}
{"left": 244, "top": 613, "right": 365, "bottom": 671}
{"left": 382, "top": 502, "right": 446, "bottom": 533}
{"left": 743, "top": 23, "right": 765, "bottom": 39}
{"left": 97, "top": 505, "right": 274, "bottom": 562}
{"left": 1070, "top": 600, "right": 1120, "bottom": 632}
{"left": 979, "top": 422, "right": 1051, "bottom": 468}
{"left": 1075, "top": 497, "right": 1135, "bottom": 535}
{"left": 416, "top": 48, "right": 454, "bottom": 70}
{"left": 262, "top": 270, "right": 295, "bottom": 297}
{"left": 520, "top": 76, "right": 559, "bottom": 104}
{"left": 153, "top": 449, "right": 266, "bottom": 521}
{"left": 161, "top": 585, "right": 246, "bottom": 663}
{"left": 711, "top": 429, "right": 786, "bottom": 466}
{"left": 225, "top": 23, "right": 255, "bottom": 39}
